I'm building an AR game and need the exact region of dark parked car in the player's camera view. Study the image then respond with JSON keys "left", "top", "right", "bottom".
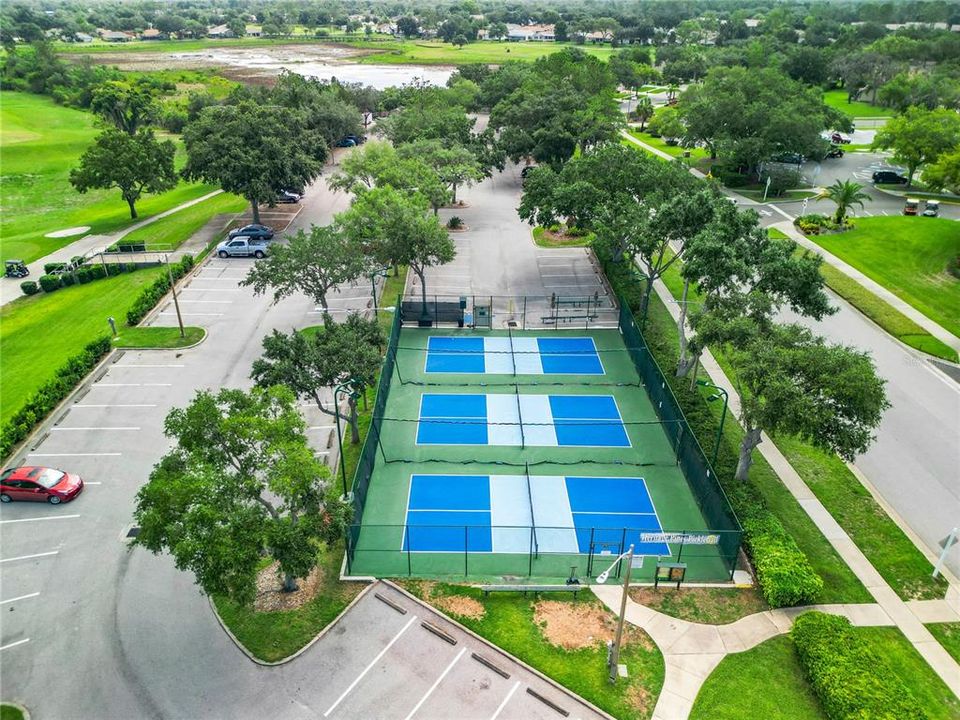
{"left": 275, "top": 190, "right": 301, "bottom": 204}
{"left": 770, "top": 152, "right": 804, "bottom": 165}
{"left": 228, "top": 224, "right": 274, "bottom": 241}
{"left": 1, "top": 466, "right": 83, "bottom": 504}
{"left": 826, "top": 145, "right": 845, "bottom": 159}
{"left": 831, "top": 132, "right": 852, "bottom": 144}
{"left": 336, "top": 137, "right": 357, "bottom": 147}
{"left": 872, "top": 170, "right": 908, "bottom": 185}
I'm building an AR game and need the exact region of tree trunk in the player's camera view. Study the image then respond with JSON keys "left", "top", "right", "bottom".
{"left": 126, "top": 196, "right": 138, "bottom": 219}
{"left": 318, "top": 293, "right": 333, "bottom": 327}
{"left": 417, "top": 266, "right": 429, "bottom": 317}
{"left": 349, "top": 396, "right": 360, "bottom": 444}
{"left": 251, "top": 198, "right": 261, "bottom": 224}
{"left": 639, "top": 273, "right": 655, "bottom": 327}
{"left": 282, "top": 572, "right": 299, "bottom": 593}
{"left": 676, "top": 280, "right": 692, "bottom": 377}
{"left": 735, "top": 427, "right": 763, "bottom": 481}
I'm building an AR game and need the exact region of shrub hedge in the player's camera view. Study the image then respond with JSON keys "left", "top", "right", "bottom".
{"left": 791, "top": 612, "right": 928, "bottom": 720}
{"left": 598, "top": 245, "right": 823, "bottom": 607}
{"left": 20, "top": 281, "right": 39, "bottom": 295}
{"left": 0, "top": 336, "right": 113, "bottom": 460}
{"left": 38, "top": 274, "right": 61, "bottom": 292}
{"left": 126, "top": 255, "right": 195, "bottom": 327}
{"left": 23, "top": 262, "right": 145, "bottom": 296}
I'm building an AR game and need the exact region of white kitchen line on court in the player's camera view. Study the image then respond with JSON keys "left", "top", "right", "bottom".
{"left": 323, "top": 615, "right": 418, "bottom": 718}
{"left": 489, "top": 681, "right": 522, "bottom": 720}
{"left": 94, "top": 383, "right": 171, "bottom": 387}
{"left": 74, "top": 404, "right": 157, "bottom": 408}
{"left": 0, "top": 592, "right": 40, "bottom": 605}
{"left": 113, "top": 364, "right": 185, "bottom": 368}
{"left": 52, "top": 427, "right": 140, "bottom": 431}
{"left": 0, "top": 639, "right": 30, "bottom": 652}
{"left": 0, "top": 515, "right": 80, "bottom": 525}
{"left": 0, "top": 551, "right": 59, "bottom": 563}
{"left": 28, "top": 452, "right": 122, "bottom": 457}
{"left": 403, "top": 646, "right": 467, "bottom": 720}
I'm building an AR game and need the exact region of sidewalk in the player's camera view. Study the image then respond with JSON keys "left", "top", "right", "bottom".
{"left": 0, "top": 189, "right": 223, "bottom": 308}
{"left": 628, "top": 277, "right": 960, "bottom": 718}
{"left": 772, "top": 219, "right": 960, "bottom": 352}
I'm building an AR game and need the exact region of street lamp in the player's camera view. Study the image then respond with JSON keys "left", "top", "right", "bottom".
{"left": 595, "top": 544, "right": 635, "bottom": 684}
{"left": 696, "top": 379, "right": 728, "bottom": 467}
{"left": 333, "top": 381, "right": 359, "bottom": 498}
{"left": 370, "top": 267, "right": 390, "bottom": 312}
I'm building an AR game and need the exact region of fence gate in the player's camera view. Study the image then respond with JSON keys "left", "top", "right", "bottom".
{"left": 587, "top": 538, "right": 627, "bottom": 579}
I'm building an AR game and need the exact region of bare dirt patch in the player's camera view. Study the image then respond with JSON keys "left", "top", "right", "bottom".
{"left": 534, "top": 600, "right": 616, "bottom": 650}
{"left": 433, "top": 594, "right": 486, "bottom": 620}
{"left": 253, "top": 560, "right": 323, "bottom": 612}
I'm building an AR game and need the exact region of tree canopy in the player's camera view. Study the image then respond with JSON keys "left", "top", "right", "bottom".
{"left": 872, "top": 107, "right": 960, "bottom": 187}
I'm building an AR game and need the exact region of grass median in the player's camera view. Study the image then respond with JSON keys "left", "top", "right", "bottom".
{"left": 927, "top": 622, "right": 960, "bottom": 663}
{"left": 111, "top": 326, "right": 205, "bottom": 349}
{"left": 117, "top": 192, "right": 247, "bottom": 251}
{"left": 821, "top": 89, "right": 892, "bottom": 119}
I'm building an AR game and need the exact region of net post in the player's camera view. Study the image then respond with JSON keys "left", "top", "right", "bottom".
{"left": 464, "top": 526, "right": 469, "bottom": 576}
{"left": 529, "top": 526, "right": 534, "bottom": 576}
{"left": 405, "top": 524, "right": 412, "bottom": 575}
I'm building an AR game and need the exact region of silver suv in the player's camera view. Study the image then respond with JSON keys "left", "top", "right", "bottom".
{"left": 216, "top": 237, "right": 270, "bottom": 258}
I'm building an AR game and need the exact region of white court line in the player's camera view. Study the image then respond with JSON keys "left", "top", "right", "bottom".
{"left": 489, "top": 681, "right": 522, "bottom": 720}
{"left": 0, "top": 551, "right": 58, "bottom": 563}
{"left": 0, "top": 592, "right": 40, "bottom": 605}
{"left": 159, "top": 312, "right": 224, "bottom": 317}
{"left": 52, "top": 427, "right": 140, "bottom": 431}
{"left": 0, "top": 639, "right": 29, "bottom": 652}
{"left": 403, "top": 646, "right": 467, "bottom": 720}
{"left": 94, "top": 383, "right": 171, "bottom": 387}
{"left": 0, "top": 514, "right": 80, "bottom": 525}
{"left": 113, "top": 364, "right": 184, "bottom": 368}
{"left": 74, "top": 404, "right": 157, "bottom": 408}
{"left": 28, "top": 452, "right": 121, "bottom": 457}
{"left": 323, "top": 615, "right": 418, "bottom": 717}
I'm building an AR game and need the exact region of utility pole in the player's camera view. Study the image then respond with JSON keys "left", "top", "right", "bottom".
{"left": 165, "top": 255, "right": 185, "bottom": 338}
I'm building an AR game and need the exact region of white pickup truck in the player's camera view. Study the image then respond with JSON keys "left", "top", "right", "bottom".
{"left": 215, "top": 237, "right": 270, "bottom": 258}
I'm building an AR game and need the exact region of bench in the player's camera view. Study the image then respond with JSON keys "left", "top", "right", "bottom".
{"left": 480, "top": 584, "right": 581, "bottom": 598}
{"left": 540, "top": 314, "right": 597, "bottom": 324}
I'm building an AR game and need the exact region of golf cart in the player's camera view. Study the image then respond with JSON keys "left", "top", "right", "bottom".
{"left": 922, "top": 200, "right": 940, "bottom": 217}
{"left": 4, "top": 260, "right": 29, "bottom": 278}
{"left": 903, "top": 198, "right": 920, "bottom": 216}
{"left": 831, "top": 132, "right": 852, "bottom": 145}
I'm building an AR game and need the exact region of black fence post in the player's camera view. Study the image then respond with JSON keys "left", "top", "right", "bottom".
{"left": 406, "top": 525, "right": 412, "bottom": 575}
{"left": 528, "top": 526, "right": 534, "bottom": 577}
{"left": 464, "top": 526, "right": 469, "bottom": 576}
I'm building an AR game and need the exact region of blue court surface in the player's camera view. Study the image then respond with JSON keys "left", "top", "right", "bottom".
{"left": 402, "top": 474, "right": 671, "bottom": 556}
{"left": 416, "top": 393, "right": 631, "bottom": 447}
{"left": 425, "top": 336, "right": 604, "bottom": 375}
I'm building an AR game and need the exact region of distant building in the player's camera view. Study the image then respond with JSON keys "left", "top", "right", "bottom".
{"left": 506, "top": 23, "right": 555, "bottom": 41}
{"left": 140, "top": 28, "right": 166, "bottom": 40}
{"left": 75, "top": 32, "right": 94, "bottom": 42}
{"left": 246, "top": 25, "right": 262, "bottom": 37}
{"left": 207, "top": 24, "right": 234, "bottom": 38}
{"left": 99, "top": 30, "right": 134, "bottom": 42}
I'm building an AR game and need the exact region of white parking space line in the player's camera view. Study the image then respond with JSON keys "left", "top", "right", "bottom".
{"left": 0, "top": 551, "right": 59, "bottom": 563}
{"left": 159, "top": 312, "right": 225, "bottom": 317}
{"left": 323, "top": 615, "right": 418, "bottom": 718}
{"left": 84, "top": 482, "right": 102, "bottom": 485}
{"left": 177, "top": 300, "right": 234, "bottom": 304}
{"left": 113, "top": 365, "right": 185, "bottom": 369}
{"left": 307, "top": 426, "right": 334, "bottom": 431}
{"left": 28, "top": 452, "right": 122, "bottom": 457}
{"left": 0, "top": 639, "right": 29, "bottom": 652}
{"left": 52, "top": 427, "right": 140, "bottom": 432}
{"left": 191, "top": 276, "right": 246, "bottom": 281}
{"left": 94, "top": 383, "right": 171, "bottom": 388}
{"left": 403, "top": 647, "right": 467, "bottom": 720}
{"left": 0, "top": 515, "right": 80, "bottom": 525}
{"left": 489, "top": 681, "right": 522, "bottom": 720}
{"left": 179, "top": 287, "right": 240, "bottom": 292}
{"left": 74, "top": 404, "right": 157, "bottom": 408}
{"left": 0, "top": 592, "right": 40, "bottom": 605}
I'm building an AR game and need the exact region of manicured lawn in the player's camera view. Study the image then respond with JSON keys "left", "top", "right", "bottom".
{"left": 810, "top": 217, "right": 960, "bottom": 338}
{"left": 0, "top": 268, "right": 164, "bottom": 425}
{"left": 402, "top": 582, "right": 664, "bottom": 720}
{"left": 351, "top": 39, "right": 614, "bottom": 65}
{"left": 626, "top": 129, "right": 707, "bottom": 160}
{"left": 212, "top": 542, "right": 365, "bottom": 663}
{"left": 0, "top": 704, "right": 26, "bottom": 720}
{"left": 689, "top": 636, "right": 826, "bottom": 720}
{"left": 112, "top": 326, "right": 205, "bottom": 349}
{"left": 822, "top": 89, "right": 892, "bottom": 119}
{"left": 927, "top": 622, "right": 960, "bottom": 663}
{"left": 629, "top": 586, "right": 768, "bottom": 624}
{"left": 532, "top": 226, "right": 592, "bottom": 248}
{"left": 855, "top": 626, "right": 960, "bottom": 720}
{"left": 117, "top": 192, "right": 246, "bottom": 251}
{"left": 1, "top": 91, "right": 217, "bottom": 263}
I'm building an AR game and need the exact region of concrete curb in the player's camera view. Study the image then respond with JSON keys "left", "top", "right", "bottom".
{"left": 111, "top": 328, "right": 209, "bottom": 352}
{"left": 208, "top": 580, "right": 375, "bottom": 667}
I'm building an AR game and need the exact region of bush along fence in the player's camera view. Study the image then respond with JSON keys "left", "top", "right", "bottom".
{"left": 0, "top": 336, "right": 112, "bottom": 460}
{"left": 2, "top": 254, "right": 197, "bottom": 463}
{"left": 22, "top": 259, "right": 150, "bottom": 297}
{"left": 597, "top": 246, "right": 823, "bottom": 607}
{"left": 791, "top": 612, "right": 928, "bottom": 720}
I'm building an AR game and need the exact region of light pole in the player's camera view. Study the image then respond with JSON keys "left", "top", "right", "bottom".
{"left": 164, "top": 254, "right": 185, "bottom": 338}
{"left": 696, "top": 379, "right": 728, "bottom": 467}
{"left": 596, "top": 543, "right": 635, "bottom": 684}
{"left": 370, "top": 267, "right": 390, "bottom": 312}
{"left": 333, "top": 382, "right": 358, "bottom": 498}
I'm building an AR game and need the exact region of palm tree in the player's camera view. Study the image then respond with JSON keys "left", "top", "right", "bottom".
{"left": 818, "top": 179, "right": 872, "bottom": 225}
{"left": 633, "top": 96, "right": 655, "bottom": 131}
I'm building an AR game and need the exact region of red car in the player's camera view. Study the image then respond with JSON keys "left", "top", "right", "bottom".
{"left": 0, "top": 466, "right": 84, "bottom": 505}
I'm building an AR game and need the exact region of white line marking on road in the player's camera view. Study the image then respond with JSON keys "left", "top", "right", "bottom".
{"left": 307, "top": 426, "right": 334, "bottom": 431}
{"left": 0, "top": 551, "right": 59, "bottom": 563}
{"left": 0, "top": 515, "right": 80, "bottom": 525}
{"left": 28, "top": 452, "right": 122, "bottom": 457}
{"left": 0, "top": 639, "right": 29, "bottom": 652}
{"left": 191, "top": 276, "right": 246, "bottom": 280}
{"left": 177, "top": 300, "right": 233, "bottom": 304}
{"left": 179, "top": 288, "right": 240, "bottom": 292}
{"left": 94, "top": 383, "right": 171, "bottom": 387}
{"left": 84, "top": 482, "right": 102, "bottom": 485}
{"left": 52, "top": 427, "right": 140, "bottom": 431}
{"left": 489, "top": 681, "right": 522, "bottom": 720}
{"left": 0, "top": 592, "right": 40, "bottom": 605}
{"left": 74, "top": 404, "right": 157, "bottom": 408}
{"left": 159, "top": 312, "right": 224, "bottom": 317}
{"left": 113, "top": 365, "right": 185, "bottom": 368}
{"left": 767, "top": 204, "right": 794, "bottom": 221}
{"left": 323, "top": 615, "right": 418, "bottom": 717}
{"left": 404, "top": 647, "right": 466, "bottom": 720}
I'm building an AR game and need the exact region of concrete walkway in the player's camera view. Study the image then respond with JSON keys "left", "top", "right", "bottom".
{"left": 0, "top": 189, "right": 223, "bottom": 307}
{"left": 772, "top": 219, "right": 960, "bottom": 352}
{"left": 633, "top": 277, "right": 960, "bottom": 718}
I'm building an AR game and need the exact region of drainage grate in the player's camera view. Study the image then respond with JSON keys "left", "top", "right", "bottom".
{"left": 126, "top": 526, "right": 140, "bottom": 538}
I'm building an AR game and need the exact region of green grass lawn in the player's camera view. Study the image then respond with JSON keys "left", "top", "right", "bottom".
{"left": 626, "top": 129, "right": 707, "bottom": 161}
{"left": 117, "top": 192, "right": 246, "bottom": 251}
{"left": 822, "top": 89, "right": 892, "bottom": 119}
{"left": 690, "top": 636, "right": 826, "bottom": 720}
{"left": 351, "top": 39, "right": 614, "bottom": 65}
{"left": 927, "top": 623, "right": 960, "bottom": 663}
{"left": 0, "top": 267, "right": 164, "bottom": 425}
{"left": 112, "top": 326, "right": 205, "bottom": 349}
{"left": 856, "top": 626, "right": 960, "bottom": 720}
{"left": 55, "top": 36, "right": 334, "bottom": 54}
{"left": 1, "top": 91, "right": 217, "bottom": 263}
{"left": 532, "top": 226, "right": 593, "bottom": 248}
{"left": 0, "top": 704, "right": 26, "bottom": 720}
{"left": 402, "top": 582, "right": 664, "bottom": 720}
{"left": 810, "top": 217, "right": 960, "bottom": 338}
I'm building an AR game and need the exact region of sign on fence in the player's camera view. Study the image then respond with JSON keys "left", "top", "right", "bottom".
{"left": 641, "top": 532, "right": 721, "bottom": 546}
